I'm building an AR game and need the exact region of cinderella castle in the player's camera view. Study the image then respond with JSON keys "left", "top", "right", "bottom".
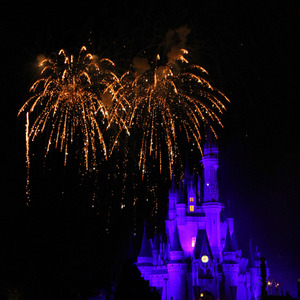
{"left": 135, "top": 132, "right": 268, "bottom": 300}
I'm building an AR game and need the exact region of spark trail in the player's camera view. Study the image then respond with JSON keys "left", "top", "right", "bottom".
{"left": 18, "top": 46, "right": 119, "bottom": 202}
{"left": 110, "top": 47, "right": 229, "bottom": 178}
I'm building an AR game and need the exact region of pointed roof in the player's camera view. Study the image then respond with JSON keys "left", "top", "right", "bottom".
{"left": 223, "top": 226, "right": 237, "bottom": 253}
{"left": 138, "top": 224, "right": 153, "bottom": 258}
{"left": 177, "top": 185, "right": 185, "bottom": 204}
{"left": 194, "top": 229, "right": 213, "bottom": 260}
{"left": 170, "top": 225, "right": 183, "bottom": 252}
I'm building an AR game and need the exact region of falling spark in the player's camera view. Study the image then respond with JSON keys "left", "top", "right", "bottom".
{"left": 110, "top": 48, "right": 229, "bottom": 178}
{"left": 25, "top": 112, "right": 30, "bottom": 205}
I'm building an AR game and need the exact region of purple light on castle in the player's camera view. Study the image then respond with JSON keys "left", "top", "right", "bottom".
{"left": 136, "top": 133, "right": 268, "bottom": 300}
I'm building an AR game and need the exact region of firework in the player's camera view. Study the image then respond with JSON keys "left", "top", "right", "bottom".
{"left": 18, "top": 46, "right": 118, "bottom": 175}
{"left": 110, "top": 47, "right": 229, "bottom": 178}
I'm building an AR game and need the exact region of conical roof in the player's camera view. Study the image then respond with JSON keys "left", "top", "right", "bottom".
{"left": 223, "top": 227, "right": 237, "bottom": 253}
{"left": 194, "top": 229, "right": 213, "bottom": 260}
{"left": 170, "top": 225, "right": 183, "bottom": 252}
{"left": 138, "top": 224, "right": 153, "bottom": 258}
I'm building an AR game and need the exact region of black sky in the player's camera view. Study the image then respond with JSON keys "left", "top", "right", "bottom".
{"left": 2, "top": 0, "right": 300, "bottom": 298}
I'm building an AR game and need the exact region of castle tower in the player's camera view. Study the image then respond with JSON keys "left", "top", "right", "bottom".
{"left": 136, "top": 224, "right": 153, "bottom": 281}
{"left": 222, "top": 227, "right": 239, "bottom": 300}
{"left": 176, "top": 186, "right": 186, "bottom": 225}
{"left": 202, "top": 128, "right": 223, "bottom": 261}
{"left": 187, "top": 181, "right": 197, "bottom": 213}
{"left": 167, "top": 225, "right": 187, "bottom": 300}
{"left": 202, "top": 128, "right": 219, "bottom": 203}
{"left": 184, "top": 157, "right": 197, "bottom": 213}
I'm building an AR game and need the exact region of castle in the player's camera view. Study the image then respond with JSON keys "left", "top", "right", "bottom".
{"left": 136, "top": 133, "right": 268, "bottom": 300}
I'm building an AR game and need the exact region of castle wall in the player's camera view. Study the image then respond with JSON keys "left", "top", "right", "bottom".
{"left": 167, "top": 263, "right": 187, "bottom": 300}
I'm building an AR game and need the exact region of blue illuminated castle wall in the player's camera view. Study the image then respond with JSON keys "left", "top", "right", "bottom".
{"left": 136, "top": 135, "right": 268, "bottom": 300}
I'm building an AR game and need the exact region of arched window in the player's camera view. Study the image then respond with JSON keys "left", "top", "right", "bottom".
{"left": 192, "top": 236, "right": 196, "bottom": 247}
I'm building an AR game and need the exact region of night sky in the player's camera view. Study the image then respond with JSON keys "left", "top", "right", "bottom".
{"left": 2, "top": 0, "right": 300, "bottom": 299}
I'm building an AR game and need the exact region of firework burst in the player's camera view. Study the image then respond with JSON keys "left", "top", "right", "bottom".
{"left": 110, "top": 47, "right": 229, "bottom": 178}
{"left": 18, "top": 46, "right": 118, "bottom": 200}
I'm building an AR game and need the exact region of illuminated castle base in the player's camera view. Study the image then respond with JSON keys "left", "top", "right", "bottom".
{"left": 136, "top": 135, "right": 268, "bottom": 300}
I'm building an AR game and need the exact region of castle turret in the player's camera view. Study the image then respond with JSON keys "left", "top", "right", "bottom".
{"left": 176, "top": 186, "right": 186, "bottom": 225}
{"left": 136, "top": 224, "right": 153, "bottom": 281}
{"left": 202, "top": 127, "right": 223, "bottom": 261}
{"left": 167, "top": 225, "right": 187, "bottom": 300}
{"left": 184, "top": 157, "right": 197, "bottom": 213}
{"left": 187, "top": 182, "right": 196, "bottom": 213}
{"left": 202, "top": 127, "right": 219, "bottom": 203}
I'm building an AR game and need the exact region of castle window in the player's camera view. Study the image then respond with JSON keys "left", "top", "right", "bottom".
{"left": 189, "top": 205, "right": 194, "bottom": 212}
{"left": 189, "top": 197, "right": 194, "bottom": 202}
{"left": 192, "top": 236, "right": 196, "bottom": 247}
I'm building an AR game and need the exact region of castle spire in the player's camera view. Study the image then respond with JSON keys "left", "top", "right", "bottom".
{"left": 223, "top": 226, "right": 237, "bottom": 254}
{"left": 171, "top": 225, "right": 183, "bottom": 252}
{"left": 202, "top": 125, "right": 219, "bottom": 202}
{"left": 138, "top": 223, "right": 153, "bottom": 259}
{"left": 136, "top": 223, "right": 153, "bottom": 281}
